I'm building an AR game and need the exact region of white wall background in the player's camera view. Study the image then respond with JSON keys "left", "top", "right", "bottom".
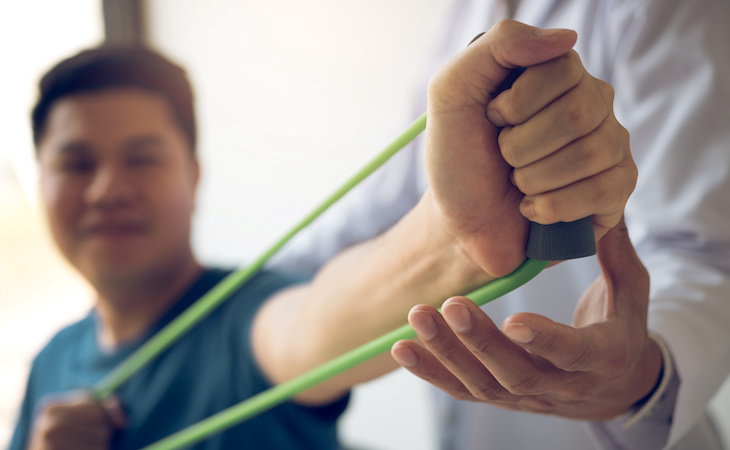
{"left": 144, "top": 0, "right": 454, "bottom": 267}
{"left": 0, "top": 1, "right": 103, "bottom": 446}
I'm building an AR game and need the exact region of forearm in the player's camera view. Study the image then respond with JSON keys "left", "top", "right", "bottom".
{"left": 253, "top": 191, "right": 495, "bottom": 401}
{"left": 306, "top": 194, "right": 491, "bottom": 346}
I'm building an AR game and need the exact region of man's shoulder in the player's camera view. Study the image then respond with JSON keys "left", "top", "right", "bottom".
{"left": 214, "top": 267, "right": 309, "bottom": 302}
{"left": 245, "top": 268, "right": 309, "bottom": 293}
{"left": 34, "top": 313, "right": 95, "bottom": 365}
{"left": 206, "top": 267, "right": 309, "bottom": 322}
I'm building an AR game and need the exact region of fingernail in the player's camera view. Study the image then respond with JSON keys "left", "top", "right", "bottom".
{"left": 443, "top": 302, "right": 473, "bottom": 332}
{"left": 520, "top": 199, "right": 535, "bottom": 219}
{"left": 534, "top": 28, "right": 571, "bottom": 38}
{"left": 392, "top": 345, "right": 418, "bottom": 368}
{"left": 486, "top": 107, "right": 505, "bottom": 127}
{"left": 410, "top": 310, "right": 439, "bottom": 340}
{"left": 504, "top": 322, "right": 535, "bottom": 343}
{"left": 468, "top": 31, "right": 486, "bottom": 46}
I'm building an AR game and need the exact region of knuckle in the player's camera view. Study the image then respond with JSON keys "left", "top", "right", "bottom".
{"left": 561, "top": 98, "right": 593, "bottom": 132}
{"left": 597, "top": 78, "right": 615, "bottom": 104}
{"left": 606, "top": 125, "right": 628, "bottom": 167}
{"left": 472, "top": 379, "right": 509, "bottom": 402}
{"left": 426, "top": 72, "right": 451, "bottom": 109}
{"left": 624, "top": 155, "right": 638, "bottom": 194}
{"left": 559, "top": 341, "right": 593, "bottom": 372}
{"left": 511, "top": 167, "right": 536, "bottom": 195}
{"left": 531, "top": 194, "right": 559, "bottom": 223}
{"left": 513, "top": 168, "right": 539, "bottom": 195}
{"left": 438, "top": 347, "right": 466, "bottom": 366}
{"left": 540, "top": 332, "right": 576, "bottom": 364}
{"left": 619, "top": 123, "right": 631, "bottom": 150}
{"left": 590, "top": 175, "right": 613, "bottom": 205}
{"left": 575, "top": 133, "right": 621, "bottom": 176}
{"left": 573, "top": 140, "right": 604, "bottom": 174}
{"left": 472, "top": 334, "right": 502, "bottom": 357}
{"left": 618, "top": 168, "right": 638, "bottom": 206}
{"left": 498, "top": 89, "right": 529, "bottom": 124}
{"left": 593, "top": 169, "right": 633, "bottom": 216}
{"left": 450, "top": 385, "right": 476, "bottom": 402}
{"left": 499, "top": 129, "right": 526, "bottom": 168}
{"left": 491, "top": 19, "right": 513, "bottom": 36}
{"left": 561, "top": 51, "right": 584, "bottom": 86}
{"left": 504, "top": 373, "right": 544, "bottom": 396}
{"left": 415, "top": 364, "right": 442, "bottom": 385}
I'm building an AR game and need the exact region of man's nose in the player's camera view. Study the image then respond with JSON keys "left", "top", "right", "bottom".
{"left": 84, "top": 165, "right": 134, "bottom": 208}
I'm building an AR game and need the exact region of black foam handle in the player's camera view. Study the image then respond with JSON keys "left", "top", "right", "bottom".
{"left": 488, "top": 63, "right": 597, "bottom": 260}
{"left": 525, "top": 218, "right": 596, "bottom": 261}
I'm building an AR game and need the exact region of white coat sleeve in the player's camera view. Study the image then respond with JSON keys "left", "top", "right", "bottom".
{"left": 266, "top": 133, "right": 427, "bottom": 277}
{"left": 591, "top": 0, "right": 730, "bottom": 447}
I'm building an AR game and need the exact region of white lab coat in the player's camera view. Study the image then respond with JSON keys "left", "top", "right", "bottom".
{"left": 270, "top": 0, "right": 730, "bottom": 448}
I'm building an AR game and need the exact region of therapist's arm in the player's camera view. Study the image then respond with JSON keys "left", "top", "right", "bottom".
{"left": 251, "top": 20, "right": 636, "bottom": 405}
{"left": 590, "top": 0, "right": 730, "bottom": 447}
{"left": 384, "top": 21, "right": 663, "bottom": 421}
{"left": 391, "top": 0, "right": 730, "bottom": 438}
{"left": 391, "top": 217, "right": 663, "bottom": 421}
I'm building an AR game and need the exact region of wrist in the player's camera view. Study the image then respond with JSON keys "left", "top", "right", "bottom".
{"left": 623, "top": 332, "right": 663, "bottom": 415}
{"left": 417, "top": 190, "right": 498, "bottom": 291}
{"left": 623, "top": 333, "right": 677, "bottom": 427}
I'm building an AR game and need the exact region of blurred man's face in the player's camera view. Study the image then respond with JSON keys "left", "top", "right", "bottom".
{"left": 37, "top": 87, "right": 199, "bottom": 289}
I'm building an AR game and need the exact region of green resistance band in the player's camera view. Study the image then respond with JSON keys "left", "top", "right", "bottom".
{"left": 141, "top": 258, "right": 548, "bottom": 450}
{"left": 93, "top": 106, "right": 594, "bottom": 449}
{"left": 90, "top": 113, "right": 427, "bottom": 402}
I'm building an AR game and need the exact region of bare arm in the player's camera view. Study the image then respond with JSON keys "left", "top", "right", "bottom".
{"left": 252, "top": 21, "right": 635, "bottom": 405}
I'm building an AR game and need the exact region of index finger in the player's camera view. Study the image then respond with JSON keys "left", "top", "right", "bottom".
{"left": 487, "top": 50, "right": 584, "bottom": 127}
{"left": 502, "top": 313, "right": 627, "bottom": 377}
{"left": 440, "top": 298, "right": 562, "bottom": 396}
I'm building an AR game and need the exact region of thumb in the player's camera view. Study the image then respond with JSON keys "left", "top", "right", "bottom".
{"left": 596, "top": 216, "right": 648, "bottom": 293}
{"left": 428, "top": 20, "right": 577, "bottom": 111}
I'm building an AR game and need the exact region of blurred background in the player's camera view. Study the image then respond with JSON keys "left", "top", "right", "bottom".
{"left": 1, "top": 1, "right": 450, "bottom": 448}
{"left": 1, "top": 1, "right": 728, "bottom": 449}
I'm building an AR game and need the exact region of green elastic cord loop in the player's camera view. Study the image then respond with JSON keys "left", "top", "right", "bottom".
{"left": 141, "top": 258, "right": 549, "bottom": 450}
{"left": 91, "top": 109, "right": 549, "bottom": 450}
{"left": 90, "top": 112, "right": 428, "bottom": 401}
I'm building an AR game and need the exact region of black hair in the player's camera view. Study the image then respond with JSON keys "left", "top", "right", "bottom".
{"left": 31, "top": 45, "right": 197, "bottom": 153}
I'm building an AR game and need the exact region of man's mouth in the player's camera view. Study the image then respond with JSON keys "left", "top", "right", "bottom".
{"left": 85, "top": 222, "right": 148, "bottom": 239}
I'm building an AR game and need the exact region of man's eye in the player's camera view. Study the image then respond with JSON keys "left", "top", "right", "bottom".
{"left": 128, "top": 155, "right": 162, "bottom": 167}
{"left": 60, "top": 159, "right": 95, "bottom": 173}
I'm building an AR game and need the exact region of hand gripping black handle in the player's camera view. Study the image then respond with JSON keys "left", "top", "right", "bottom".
{"left": 492, "top": 66, "right": 596, "bottom": 261}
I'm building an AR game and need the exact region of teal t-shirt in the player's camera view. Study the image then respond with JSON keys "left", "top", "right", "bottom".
{"left": 10, "top": 269, "right": 348, "bottom": 449}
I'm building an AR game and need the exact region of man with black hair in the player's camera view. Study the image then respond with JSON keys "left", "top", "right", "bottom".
{"left": 11, "top": 22, "right": 639, "bottom": 450}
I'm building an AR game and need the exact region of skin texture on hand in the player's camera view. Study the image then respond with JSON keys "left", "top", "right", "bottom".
{"left": 28, "top": 391, "right": 126, "bottom": 450}
{"left": 255, "top": 20, "right": 640, "bottom": 407}
{"left": 391, "top": 218, "right": 662, "bottom": 420}
{"left": 425, "top": 20, "right": 635, "bottom": 278}
{"left": 489, "top": 50, "right": 635, "bottom": 238}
